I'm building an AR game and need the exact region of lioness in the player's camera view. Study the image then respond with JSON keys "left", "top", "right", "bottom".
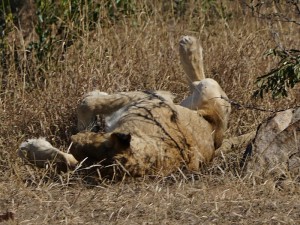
{"left": 18, "top": 36, "right": 231, "bottom": 178}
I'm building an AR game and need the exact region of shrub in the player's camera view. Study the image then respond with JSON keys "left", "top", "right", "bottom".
{"left": 254, "top": 48, "right": 300, "bottom": 98}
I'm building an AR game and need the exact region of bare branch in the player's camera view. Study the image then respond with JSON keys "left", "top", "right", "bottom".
{"left": 243, "top": 0, "right": 300, "bottom": 25}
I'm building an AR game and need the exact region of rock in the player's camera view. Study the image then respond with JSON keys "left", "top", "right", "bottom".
{"left": 245, "top": 107, "right": 300, "bottom": 179}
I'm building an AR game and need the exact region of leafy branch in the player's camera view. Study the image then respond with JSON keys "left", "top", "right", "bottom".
{"left": 254, "top": 48, "right": 300, "bottom": 98}
{"left": 243, "top": 0, "right": 300, "bottom": 98}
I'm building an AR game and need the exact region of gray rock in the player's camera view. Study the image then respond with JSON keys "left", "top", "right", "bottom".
{"left": 246, "top": 107, "right": 300, "bottom": 179}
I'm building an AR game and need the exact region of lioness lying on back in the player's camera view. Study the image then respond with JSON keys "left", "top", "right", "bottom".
{"left": 18, "top": 36, "right": 231, "bottom": 178}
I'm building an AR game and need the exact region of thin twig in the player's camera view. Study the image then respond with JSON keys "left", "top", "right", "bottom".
{"left": 220, "top": 96, "right": 299, "bottom": 113}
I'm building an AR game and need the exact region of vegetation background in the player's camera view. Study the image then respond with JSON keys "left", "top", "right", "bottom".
{"left": 0, "top": 0, "right": 299, "bottom": 224}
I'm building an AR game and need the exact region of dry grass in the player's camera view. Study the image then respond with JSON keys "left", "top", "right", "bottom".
{"left": 0, "top": 1, "right": 299, "bottom": 224}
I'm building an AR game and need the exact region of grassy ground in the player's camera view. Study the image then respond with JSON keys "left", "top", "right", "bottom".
{"left": 0, "top": 1, "right": 299, "bottom": 224}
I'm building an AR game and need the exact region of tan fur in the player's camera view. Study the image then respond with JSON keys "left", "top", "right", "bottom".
{"left": 180, "top": 78, "right": 231, "bottom": 148}
{"left": 77, "top": 90, "right": 175, "bottom": 131}
{"left": 18, "top": 138, "right": 78, "bottom": 170}
{"left": 71, "top": 96, "right": 216, "bottom": 177}
{"left": 18, "top": 36, "right": 231, "bottom": 178}
{"left": 179, "top": 35, "right": 205, "bottom": 90}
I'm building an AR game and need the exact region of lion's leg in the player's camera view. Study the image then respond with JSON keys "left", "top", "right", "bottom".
{"left": 179, "top": 35, "right": 205, "bottom": 91}
{"left": 77, "top": 95, "right": 126, "bottom": 132}
{"left": 77, "top": 91, "right": 175, "bottom": 131}
{"left": 180, "top": 78, "right": 231, "bottom": 148}
{"left": 77, "top": 91, "right": 145, "bottom": 131}
{"left": 18, "top": 138, "right": 78, "bottom": 170}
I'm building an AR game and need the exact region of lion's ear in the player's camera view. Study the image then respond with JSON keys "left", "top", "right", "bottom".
{"left": 110, "top": 132, "right": 131, "bottom": 150}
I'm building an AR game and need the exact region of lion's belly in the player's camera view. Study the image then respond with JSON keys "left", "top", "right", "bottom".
{"left": 112, "top": 103, "right": 215, "bottom": 176}
{"left": 175, "top": 105, "right": 215, "bottom": 163}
